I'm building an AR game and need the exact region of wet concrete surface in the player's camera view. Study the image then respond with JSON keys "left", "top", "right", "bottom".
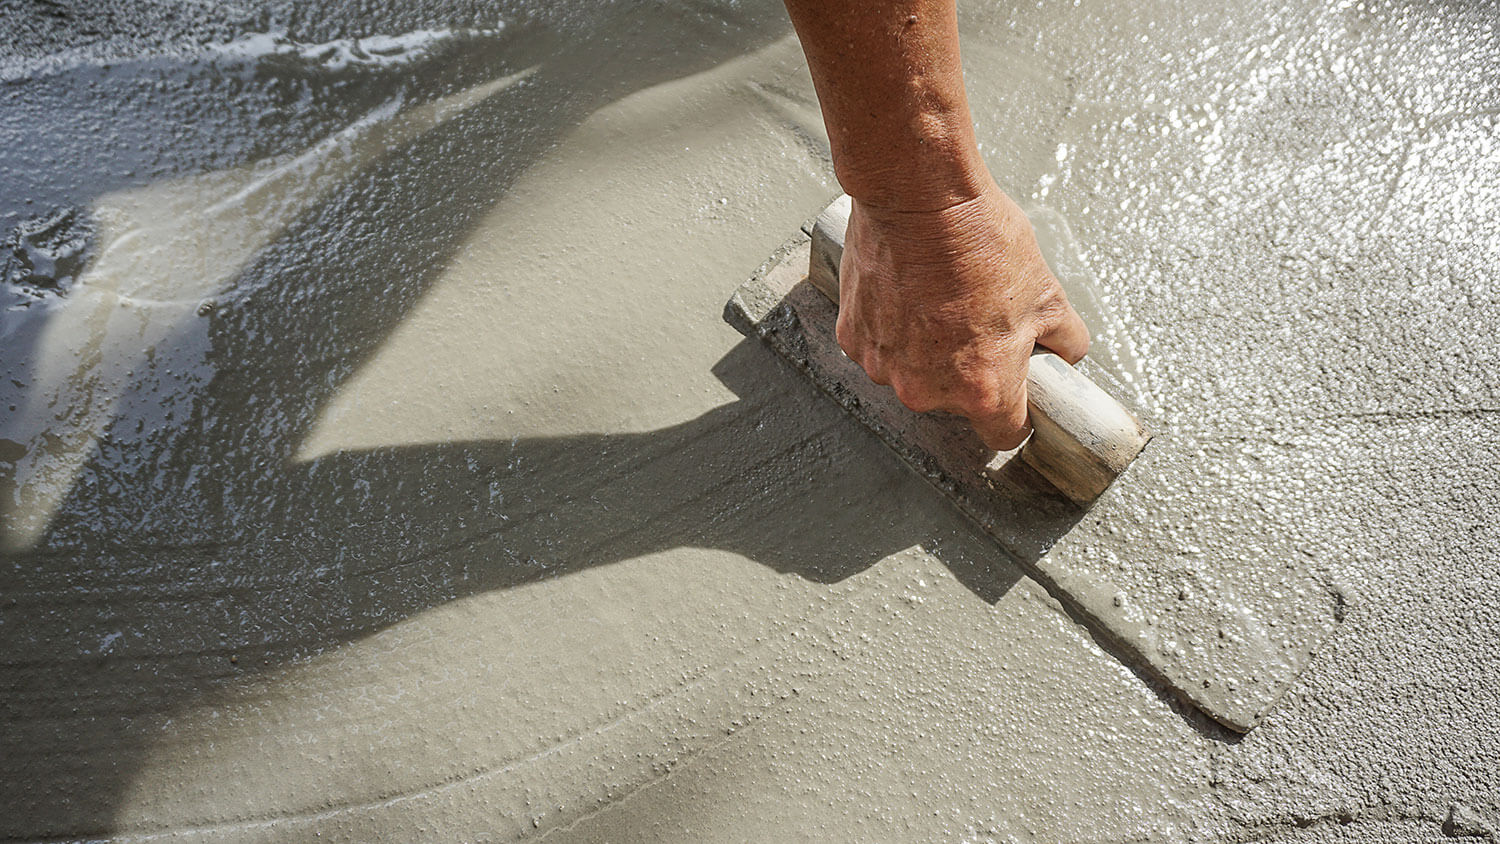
{"left": 2, "top": 0, "right": 1497, "bottom": 841}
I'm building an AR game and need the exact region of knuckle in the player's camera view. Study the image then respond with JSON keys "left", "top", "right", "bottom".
{"left": 960, "top": 384, "right": 1028, "bottom": 431}
{"left": 953, "top": 383, "right": 1005, "bottom": 418}
{"left": 1037, "top": 303, "right": 1068, "bottom": 330}
{"left": 891, "top": 380, "right": 939, "bottom": 414}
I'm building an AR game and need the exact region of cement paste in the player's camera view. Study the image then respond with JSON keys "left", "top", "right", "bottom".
{"left": 1, "top": 0, "right": 1496, "bottom": 840}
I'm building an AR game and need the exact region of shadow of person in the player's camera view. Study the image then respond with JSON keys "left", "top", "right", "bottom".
{"left": 0, "top": 0, "right": 803, "bottom": 542}
{"left": 0, "top": 3, "right": 1038, "bottom": 838}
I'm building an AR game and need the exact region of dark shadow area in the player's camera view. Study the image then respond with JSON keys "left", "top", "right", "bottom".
{"left": 0, "top": 2, "right": 1030, "bottom": 838}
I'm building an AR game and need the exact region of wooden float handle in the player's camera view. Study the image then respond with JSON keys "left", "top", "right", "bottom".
{"left": 807, "top": 195, "right": 1150, "bottom": 504}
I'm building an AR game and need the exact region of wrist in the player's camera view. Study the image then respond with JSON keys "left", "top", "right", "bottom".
{"left": 834, "top": 121, "right": 990, "bottom": 213}
{"left": 849, "top": 182, "right": 1027, "bottom": 268}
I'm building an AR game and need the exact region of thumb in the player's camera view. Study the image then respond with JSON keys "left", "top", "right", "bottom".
{"left": 1035, "top": 302, "right": 1091, "bottom": 365}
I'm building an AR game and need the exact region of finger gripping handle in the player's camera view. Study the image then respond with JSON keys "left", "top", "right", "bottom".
{"left": 807, "top": 194, "right": 1149, "bottom": 504}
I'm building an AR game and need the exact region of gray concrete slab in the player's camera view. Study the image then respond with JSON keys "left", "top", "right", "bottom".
{"left": 1, "top": 0, "right": 1496, "bottom": 841}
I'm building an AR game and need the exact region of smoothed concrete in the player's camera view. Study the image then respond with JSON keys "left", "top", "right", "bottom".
{"left": 1, "top": 0, "right": 1496, "bottom": 841}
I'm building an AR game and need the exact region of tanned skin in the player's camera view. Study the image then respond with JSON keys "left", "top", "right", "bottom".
{"left": 781, "top": 0, "right": 1090, "bottom": 450}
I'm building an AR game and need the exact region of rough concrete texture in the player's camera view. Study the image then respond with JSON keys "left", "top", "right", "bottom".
{"left": 1, "top": 0, "right": 1497, "bottom": 842}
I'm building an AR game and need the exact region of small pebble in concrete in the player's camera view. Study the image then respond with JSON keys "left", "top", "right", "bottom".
{"left": 1443, "top": 802, "right": 1492, "bottom": 838}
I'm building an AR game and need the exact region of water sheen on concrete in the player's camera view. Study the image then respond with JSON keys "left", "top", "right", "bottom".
{"left": 2, "top": 0, "right": 1497, "bottom": 841}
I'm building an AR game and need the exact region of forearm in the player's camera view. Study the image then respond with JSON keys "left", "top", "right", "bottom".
{"left": 781, "top": 0, "right": 989, "bottom": 212}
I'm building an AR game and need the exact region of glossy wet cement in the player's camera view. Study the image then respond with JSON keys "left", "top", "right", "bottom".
{"left": 2, "top": 0, "right": 1498, "bottom": 841}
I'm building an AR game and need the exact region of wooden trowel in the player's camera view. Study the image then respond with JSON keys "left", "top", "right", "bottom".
{"left": 727, "top": 194, "right": 1150, "bottom": 507}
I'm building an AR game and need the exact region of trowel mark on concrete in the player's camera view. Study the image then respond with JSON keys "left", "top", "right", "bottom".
{"left": 2, "top": 22, "right": 847, "bottom": 839}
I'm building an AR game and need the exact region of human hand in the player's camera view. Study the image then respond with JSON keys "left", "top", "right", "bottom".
{"left": 835, "top": 183, "right": 1091, "bottom": 450}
